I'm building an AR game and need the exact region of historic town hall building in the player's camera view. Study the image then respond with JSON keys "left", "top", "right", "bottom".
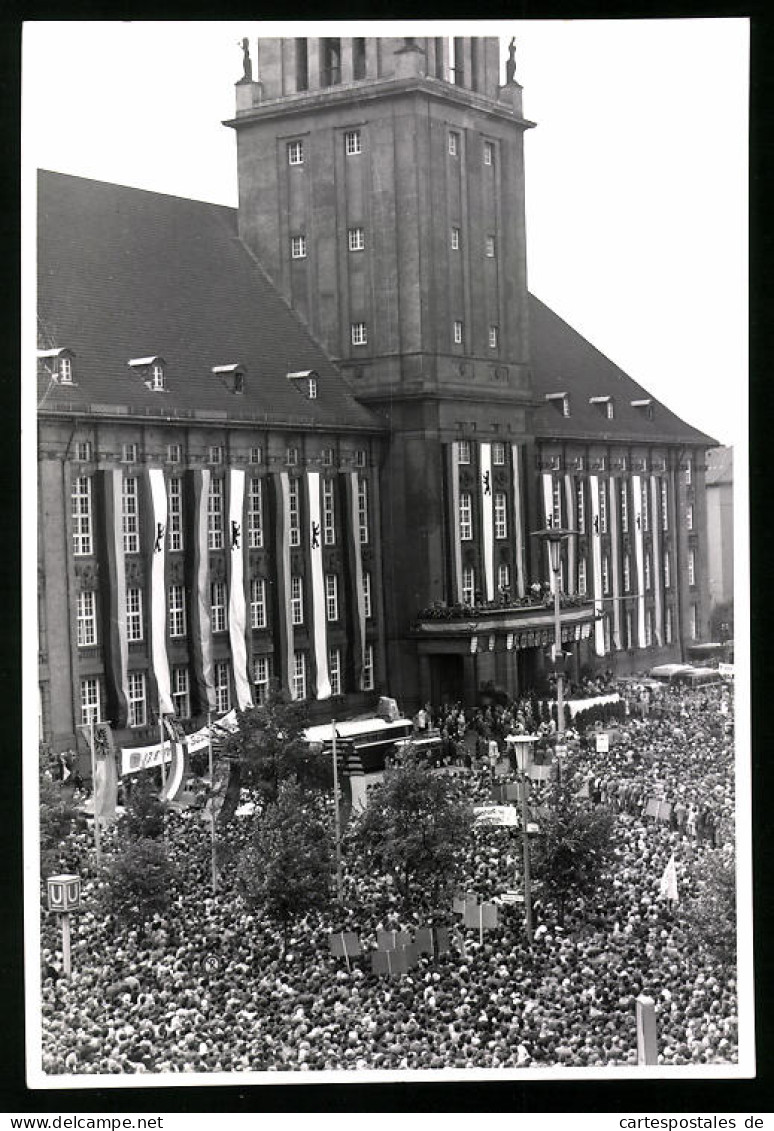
{"left": 37, "top": 35, "right": 715, "bottom": 752}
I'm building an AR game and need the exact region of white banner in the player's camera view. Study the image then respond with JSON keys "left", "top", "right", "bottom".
{"left": 510, "top": 444, "right": 525, "bottom": 597}
{"left": 650, "top": 474, "right": 663, "bottom": 646}
{"left": 589, "top": 475, "right": 605, "bottom": 656}
{"left": 480, "top": 442, "right": 494, "bottom": 601}
{"left": 197, "top": 468, "right": 216, "bottom": 711}
{"left": 148, "top": 468, "right": 173, "bottom": 714}
{"left": 228, "top": 469, "right": 253, "bottom": 710}
{"left": 541, "top": 472, "right": 556, "bottom": 593}
{"left": 608, "top": 474, "right": 622, "bottom": 650}
{"left": 307, "top": 471, "right": 331, "bottom": 699}
{"left": 632, "top": 474, "right": 647, "bottom": 649}
{"left": 349, "top": 471, "right": 367, "bottom": 687}
{"left": 279, "top": 472, "right": 294, "bottom": 694}
{"left": 564, "top": 472, "right": 576, "bottom": 593}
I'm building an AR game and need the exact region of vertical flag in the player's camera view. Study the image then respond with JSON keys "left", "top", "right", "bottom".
{"left": 447, "top": 442, "right": 463, "bottom": 604}
{"left": 510, "top": 444, "right": 526, "bottom": 598}
{"left": 86, "top": 722, "right": 118, "bottom": 821}
{"left": 306, "top": 471, "right": 331, "bottom": 700}
{"left": 146, "top": 468, "right": 174, "bottom": 715}
{"left": 227, "top": 469, "right": 253, "bottom": 710}
{"left": 479, "top": 442, "right": 495, "bottom": 602}
{"left": 650, "top": 475, "right": 663, "bottom": 646}
{"left": 94, "top": 469, "right": 129, "bottom": 727}
{"left": 541, "top": 472, "right": 555, "bottom": 593}
{"left": 589, "top": 475, "right": 605, "bottom": 657}
{"left": 160, "top": 715, "right": 188, "bottom": 803}
{"left": 564, "top": 472, "right": 576, "bottom": 592}
{"left": 346, "top": 471, "right": 367, "bottom": 689}
{"left": 269, "top": 472, "right": 294, "bottom": 695}
{"left": 631, "top": 474, "right": 647, "bottom": 649}
{"left": 187, "top": 469, "right": 216, "bottom": 713}
{"left": 659, "top": 852, "right": 679, "bottom": 903}
{"left": 608, "top": 474, "right": 622, "bottom": 650}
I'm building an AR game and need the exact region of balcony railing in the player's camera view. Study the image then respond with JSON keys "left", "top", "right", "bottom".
{"left": 414, "top": 587, "right": 593, "bottom": 625}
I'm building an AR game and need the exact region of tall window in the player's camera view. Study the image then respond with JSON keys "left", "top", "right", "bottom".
{"left": 150, "top": 363, "right": 165, "bottom": 391}
{"left": 576, "top": 481, "right": 586, "bottom": 533}
{"left": 172, "top": 667, "right": 190, "bottom": 719}
{"left": 645, "top": 610, "right": 654, "bottom": 647}
{"left": 623, "top": 553, "right": 631, "bottom": 593}
{"left": 458, "top": 440, "right": 471, "bottom": 465}
{"left": 289, "top": 478, "right": 300, "bottom": 547}
{"left": 663, "top": 550, "right": 671, "bottom": 589}
{"left": 208, "top": 445, "right": 223, "bottom": 465}
{"left": 351, "top": 322, "right": 368, "bottom": 346}
{"left": 688, "top": 549, "right": 696, "bottom": 586}
{"left": 577, "top": 558, "right": 587, "bottom": 596}
{"left": 451, "top": 226, "right": 460, "bottom": 251}
{"left": 248, "top": 478, "right": 263, "bottom": 549}
{"left": 459, "top": 492, "right": 473, "bottom": 541}
{"left": 72, "top": 476, "right": 93, "bottom": 556}
{"left": 250, "top": 578, "right": 267, "bottom": 629}
{"left": 214, "top": 661, "right": 231, "bottom": 713}
{"left": 168, "top": 584, "right": 186, "bottom": 637}
{"left": 288, "top": 140, "right": 304, "bottom": 166}
{"left": 122, "top": 442, "right": 138, "bottom": 464}
{"left": 249, "top": 446, "right": 263, "bottom": 465}
{"left": 128, "top": 672, "right": 146, "bottom": 728}
{"left": 348, "top": 227, "right": 365, "bottom": 252}
{"left": 291, "top": 576, "right": 304, "bottom": 625}
{"left": 691, "top": 604, "right": 699, "bottom": 640}
{"left": 362, "top": 571, "right": 372, "bottom": 619}
{"left": 362, "top": 644, "right": 374, "bottom": 691}
{"left": 494, "top": 492, "right": 508, "bottom": 539}
{"left": 462, "top": 566, "right": 475, "bottom": 605}
{"left": 598, "top": 482, "right": 608, "bottom": 533}
{"left": 602, "top": 555, "right": 610, "bottom": 595}
{"left": 75, "top": 440, "right": 92, "bottom": 462}
{"left": 126, "top": 587, "right": 143, "bottom": 642}
{"left": 208, "top": 477, "right": 224, "bottom": 549}
{"left": 448, "top": 131, "right": 459, "bottom": 156}
{"left": 344, "top": 129, "right": 362, "bottom": 155}
{"left": 325, "top": 574, "right": 338, "bottom": 621}
{"left": 485, "top": 234, "right": 496, "bottom": 258}
{"left": 167, "top": 442, "right": 181, "bottom": 464}
{"left": 329, "top": 648, "right": 341, "bottom": 696}
{"left": 641, "top": 481, "right": 650, "bottom": 532}
{"left": 644, "top": 553, "right": 651, "bottom": 591}
{"left": 167, "top": 476, "right": 183, "bottom": 551}
{"left": 77, "top": 591, "right": 97, "bottom": 646}
{"left": 497, "top": 563, "right": 511, "bottom": 594}
{"left": 686, "top": 504, "right": 694, "bottom": 531}
{"left": 323, "top": 478, "right": 336, "bottom": 545}
{"left": 492, "top": 442, "right": 505, "bottom": 466}
{"left": 286, "top": 446, "right": 299, "bottom": 466}
{"left": 625, "top": 610, "right": 634, "bottom": 650}
{"left": 552, "top": 479, "right": 562, "bottom": 528}
{"left": 665, "top": 606, "right": 673, "bottom": 644}
{"left": 290, "top": 234, "right": 307, "bottom": 259}
{"left": 122, "top": 476, "right": 139, "bottom": 553}
{"left": 253, "top": 656, "right": 271, "bottom": 705}
{"left": 620, "top": 480, "right": 629, "bottom": 533}
{"left": 357, "top": 478, "right": 369, "bottom": 544}
{"left": 211, "top": 582, "right": 228, "bottom": 632}
{"left": 660, "top": 480, "right": 669, "bottom": 530}
{"left": 354, "top": 450, "right": 367, "bottom": 469}
{"left": 80, "top": 678, "right": 100, "bottom": 726}
{"left": 483, "top": 140, "right": 494, "bottom": 166}
{"left": 685, "top": 458, "right": 692, "bottom": 486}
{"left": 453, "top": 321, "right": 463, "bottom": 345}
{"left": 292, "top": 651, "right": 307, "bottom": 700}
{"left": 488, "top": 325, "right": 499, "bottom": 349}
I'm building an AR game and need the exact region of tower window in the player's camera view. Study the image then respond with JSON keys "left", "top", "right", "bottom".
{"left": 484, "top": 141, "right": 495, "bottom": 166}
{"left": 288, "top": 140, "right": 304, "bottom": 166}
{"left": 485, "top": 235, "right": 496, "bottom": 258}
{"left": 344, "top": 130, "right": 362, "bottom": 155}
{"left": 448, "top": 131, "right": 459, "bottom": 157}
{"left": 348, "top": 227, "right": 365, "bottom": 251}
{"left": 451, "top": 226, "right": 460, "bottom": 250}
{"left": 59, "top": 356, "right": 74, "bottom": 384}
{"left": 488, "top": 325, "right": 499, "bottom": 349}
{"left": 453, "top": 321, "right": 463, "bottom": 345}
{"left": 308, "top": 376, "right": 318, "bottom": 399}
{"left": 351, "top": 322, "right": 368, "bottom": 346}
{"left": 150, "top": 362, "right": 165, "bottom": 391}
{"left": 291, "top": 234, "right": 307, "bottom": 259}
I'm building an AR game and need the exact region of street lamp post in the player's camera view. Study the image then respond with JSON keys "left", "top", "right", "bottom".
{"left": 531, "top": 528, "right": 579, "bottom": 758}
{"left": 505, "top": 734, "right": 539, "bottom": 944}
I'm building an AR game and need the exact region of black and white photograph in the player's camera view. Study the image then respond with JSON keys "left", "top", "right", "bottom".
{"left": 23, "top": 18, "right": 750, "bottom": 1087}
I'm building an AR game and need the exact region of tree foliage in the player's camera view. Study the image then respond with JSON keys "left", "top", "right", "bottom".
{"left": 685, "top": 846, "right": 736, "bottom": 966}
{"left": 122, "top": 774, "right": 165, "bottom": 840}
{"left": 533, "top": 784, "right": 615, "bottom": 923}
{"left": 238, "top": 781, "right": 332, "bottom": 949}
{"left": 99, "top": 836, "right": 176, "bottom": 926}
{"left": 348, "top": 748, "right": 475, "bottom": 910}
{"left": 39, "top": 768, "right": 85, "bottom": 878}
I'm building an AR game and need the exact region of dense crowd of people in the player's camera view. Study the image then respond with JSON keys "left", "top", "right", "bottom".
{"left": 38, "top": 676, "right": 737, "bottom": 1075}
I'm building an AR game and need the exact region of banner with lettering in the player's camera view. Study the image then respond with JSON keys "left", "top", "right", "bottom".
{"left": 146, "top": 468, "right": 173, "bottom": 715}
{"left": 479, "top": 442, "right": 494, "bottom": 601}
{"left": 631, "top": 474, "right": 647, "bottom": 649}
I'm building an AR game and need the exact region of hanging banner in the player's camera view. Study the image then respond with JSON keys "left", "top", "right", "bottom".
{"left": 347, "top": 472, "right": 367, "bottom": 689}
{"left": 480, "top": 442, "right": 494, "bottom": 602}
{"left": 147, "top": 468, "right": 173, "bottom": 715}
{"left": 270, "top": 472, "right": 294, "bottom": 695}
{"left": 449, "top": 443, "right": 464, "bottom": 603}
{"left": 541, "top": 472, "right": 556, "bottom": 594}
{"left": 631, "top": 474, "right": 647, "bottom": 649}
{"left": 589, "top": 475, "right": 605, "bottom": 657}
{"left": 608, "top": 474, "right": 622, "bottom": 650}
{"left": 228, "top": 469, "right": 253, "bottom": 710}
{"left": 188, "top": 469, "right": 216, "bottom": 713}
{"left": 94, "top": 469, "right": 130, "bottom": 728}
{"left": 510, "top": 444, "right": 526, "bottom": 597}
{"left": 564, "top": 472, "right": 576, "bottom": 594}
{"left": 306, "top": 471, "right": 331, "bottom": 699}
{"left": 650, "top": 475, "right": 663, "bottom": 646}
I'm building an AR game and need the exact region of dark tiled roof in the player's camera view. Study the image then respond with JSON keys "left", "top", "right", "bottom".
{"left": 529, "top": 294, "right": 717, "bottom": 448}
{"left": 705, "top": 445, "right": 733, "bottom": 485}
{"left": 37, "top": 171, "right": 382, "bottom": 433}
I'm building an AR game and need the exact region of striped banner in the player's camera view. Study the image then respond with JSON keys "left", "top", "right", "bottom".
{"left": 146, "top": 469, "right": 173, "bottom": 715}
{"left": 448, "top": 443, "right": 463, "bottom": 604}
{"left": 479, "top": 442, "right": 494, "bottom": 602}
{"left": 631, "top": 474, "right": 647, "bottom": 649}
{"left": 160, "top": 716, "right": 188, "bottom": 803}
{"left": 588, "top": 475, "right": 605, "bottom": 657}
{"left": 94, "top": 469, "right": 129, "bottom": 728}
{"left": 346, "top": 472, "right": 367, "bottom": 690}
{"left": 541, "top": 472, "right": 556, "bottom": 593}
{"left": 608, "top": 475, "right": 622, "bottom": 650}
{"left": 269, "top": 472, "right": 294, "bottom": 695}
{"left": 306, "top": 471, "right": 331, "bottom": 700}
{"left": 650, "top": 475, "right": 663, "bottom": 646}
{"left": 227, "top": 469, "right": 253, "bottom": 710}
{"left": 564, "top": 473, "right": 576, "bottom": 592}
{"left": 187, "top": 470, "right": 216, "bottom": 714}
{"left": 510, "top": 444, "right": 526, "bottom": 597}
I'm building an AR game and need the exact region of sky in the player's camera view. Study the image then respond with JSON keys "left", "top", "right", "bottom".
{"left": 23, "top": 18, "right": 749, "bottom": 446}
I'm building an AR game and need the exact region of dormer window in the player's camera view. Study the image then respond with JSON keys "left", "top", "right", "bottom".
{"left": 632, "top": 398, "right": 654, "bottom": 421}
{"left": 287, "top": 369, "right": 319, "bottom": 400}
{"left": 150, "top": 363, "right": 165, "bottom": 391}
{"left": 38, "top": 348, "right": 77, "bottom": 386}
{"left": 590, "top": 395, "right": 614, "bottom": 420}
{"left": 128, "top": 355, "right": 167, "bottom": 391}
{"left": 545, "top": 392, "right": 570, "bottom": 417}
{"left": 212, "top": 364, "right": 246, "bottom": 395}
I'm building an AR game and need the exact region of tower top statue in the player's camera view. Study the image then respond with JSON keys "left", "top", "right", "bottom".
{"left": 239, "top": 37, "right": 253, "bottom": 82}
{"left": 506, "top": 37, "right": 517, "bottom": 84}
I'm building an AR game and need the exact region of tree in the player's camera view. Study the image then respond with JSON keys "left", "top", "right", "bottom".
{"left": 684, "top": 846, "right": 736, "bottom": 966}
{"left": 238, "top": 781, "right": 332, "bottom": 951}
{"left": 122, "top": 774, "right": 165, "bottom": 840}
{"left": 219, "top": 688, "right": 331, "bottom": 822}
{"left": 349, "top": 748, "right": 475, "bottom": 911}
{"left": 39, "top": 767, "right": 85, "bottom": 878}
{"left": 99, "top": 836, "right": 176, "bottom": 927}
{"left": 532, "top": 783, "right": 615, "bottom": 924}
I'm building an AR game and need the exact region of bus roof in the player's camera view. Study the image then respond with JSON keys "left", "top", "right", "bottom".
{"left": 303, "top": 716, "right": 413, "bottom": 743}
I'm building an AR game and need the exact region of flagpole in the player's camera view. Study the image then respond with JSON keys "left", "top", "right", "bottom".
{"left": 331, "top": 720, "right": 343, "bottom": 902}
{"left": 89, "top": 718, "right": 101, "bottom": 866}
{"left": 208, "top": 709, "right": 217, "bottom": 895}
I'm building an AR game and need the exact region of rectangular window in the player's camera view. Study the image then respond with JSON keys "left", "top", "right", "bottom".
{"left": 492, "top": 442, "right": 505, "bottom": 466}
{"left": 208, "top": 445, "right": 223, "bottom": 465}
{"left": 599, "top": 482, "right": 608, "bottom": 534}
{"left": 562, "top": 396, "right": 571, "bottom": 418}
{"left": 686, "top": 504, "right": 694, "bottom": 531}
{"left": 122, "top": 476, "right": 139, "bottom": 554}
{"left": 497, "top": 563, "right": 510, "bottom": 594}
{"left": 641, "top": 481, "right": 650, "bottom": 532}
{"left": 72, "top": 476, "right": 93, "bottom": 556}
{"left": 451, "top": 226, "right": 460, "bottom": 250}
{"left": 620, "top": 480, "right": 629, "bottom": 533}
{"left": 459, "top": 492, "right": 473, "bottom": 541}
{"left": 362, "top": 644, "right": 374, "bottom": 691}
{"left": 663, "top": 550, "right": 671, "bottom": 589}
{"left": 606, "top": 401, "right": 615, "bottom": 420}
{"left": 128, "top": 671, "right": 146, "bottom": 728}
{"left": 691, "top": 604, "right": 699, "bottom": 640}
{"left": 167, "top": 476, "right": 183, "bottom": 552}
{"left": 577, "top": 558, "right": 587, "bottom": 596}
{"left": 214, "top": 661, "right": 231, "bottom": 714}
{"left": 291, "top": 576, "right": 304, "bottom": 625}
{"left": 485, "top": 234, "right": 496, "bottom": 258}
{"left": 453, "top": 320, "right": 463, "bottom": 345}
{"left": 688, "top": 549, "right": 696, "bottom": 586}
{"left": 362, "top": 571, "right": 372, "bottom": 619}
{"left": 462, "top": 565, "right": 475, "bottom": 605}
{"left": 168, "top": 584, "right": 186, "bottom": 637}
{"left": 685, "top": 459, "right": 692, "bottom": 486}
{"left": 122, "top": 442, "right": 137, "bottom": 464}
{"left": 576, "top": 481, "right": 586, "bottom": 533}
{"left": 211, "top": 581, "right": 228, "bottom": 632}
{"left": 249, "top": 446, "right": 263, "bottom": 464}
{"left": 290, "top": 234, "right": 307, "bottom": 259}
{"left": 286, "top": 446, "right": 298, "bottom": 466}
{"left": 354, "top": 449, "right": 367, "bottom": 469}
{"left": 253, "top": 656, "right": 272, "bottom": 705}
{"left": 75, "top": 440, "right": 92, "bottom": 462}
{"left": 552, "top": 479, "right": 562, "bottom": 528}
{"left": 126, "top": 587, "right": 143, "bottom": 642}
{"left": 645, "top": 610, "right": 654, "bottom": 647}
{"left": 448, "top": 131, "right": 459, "bottom": 156}
{"left": 80, "top": 678, "right": 101, "bottom": 726}
{"left": 348, "top": 227, "right": 365, "bottom": 252}
{"left": 167, "top": 442, "right": 181, "bottom": 464}
{"left": 172, "top": 667, "right": 190, "bottom": 719}
{"left": 644, "top": 553, "right": 651, "bottom": 591}
{"left": 661, "top": 480, "right": 669, "bottom": 531}
{"left": 665, "top": 606, "right": 673, "bottom": 644}
{"left": 329, "top": 648, "right": 341, "bottom": 696}
{"left": 292, "top": 651, "right": 307, "bottom": 700}
{"left": 351, "top": 322, "right": 368, "bottom": 346}
{"left": 248, "top": 478, "right": 263, "bottom": 549}
{"left": 483, "top": 140, "right": 494, "bottom": 166}
{"left": 625, "top": 610, "right": 634, "bottom": 650}
{"left": 288, "top": 140, "right": 304, "bottom": 165}
{"left": 289, "top": 478, "right": 300, "bottom": 547}
{"left": 77, "top": 591, "right": 97, "bottom": 647}
{"left": 458, "top": 440, "right": 471, "bottom": 465}
{"left": 208, "top": 477, "right": 224, "bottom": 549}
{"left": 488, "top": 325, "right": 499, "bottom": 349}
{"left": 623, "top": 554, "right": 631, "bottom": 593}
{"left": 323, "top": 479, "right": 335, "bottom": 545}
{"left": 357, "top": 478, "right": 369, "bottom": 544}
{"left": 250, "top": 577, "right": 267, "bottom": 629}
{"left": 494, "top": 492, "right": 508, "bottom": 539}
{"left": 344, "top": 129, "right": 362, "bottom": 155}
{"left": 325, "top": 574, "right": 338, "bottom": 622}
{"left": 602, "top": 556, "right": 610, "bottom": 595}
{"left": 321, "top": 448, "right": 334, "bottom": 467}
